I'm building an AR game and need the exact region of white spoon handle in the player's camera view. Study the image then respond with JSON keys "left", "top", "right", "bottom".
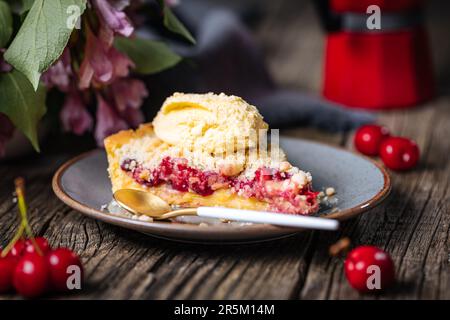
{"left": 197, "top": 207, "right": 339, "bottom": 231}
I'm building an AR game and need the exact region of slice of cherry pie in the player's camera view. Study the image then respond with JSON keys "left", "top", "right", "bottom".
{"left": 104, "top": 93, "right": 319, "bottom": 215}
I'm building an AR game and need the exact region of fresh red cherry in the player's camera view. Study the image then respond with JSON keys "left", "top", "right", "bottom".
{"left": 354, "top": 124, "right": 390, "bottom": 156}
{"left": 25, "top": 237, "right": 50, "bottom": 255}
{"left": 5, "top": 239, "right": 26, "bottom": 258}
{"left": 46, "top": 248, "right": 83, "bottom": 292}
{"left": 380, "top": 137, "right": 420, "bottom": 171}
{"left": 0, "top": 256, "right": 18, "bottom": 293}
{"left": 13, "top": 253, "right": 50, "bottom": 298}
{"left": 344, "top": 245, "right": 395, "bottom": 293}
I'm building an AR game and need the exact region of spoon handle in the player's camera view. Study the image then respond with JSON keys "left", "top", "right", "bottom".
{"left": 197, "top": 207, "right": 339, "bottom": 231}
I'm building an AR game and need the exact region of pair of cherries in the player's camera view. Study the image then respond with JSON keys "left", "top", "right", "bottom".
{"left": 354, "top": 124, "right": 420, "bottom": 171}
{"left": 0, "top": 237, "right": 83, "bottom": 298}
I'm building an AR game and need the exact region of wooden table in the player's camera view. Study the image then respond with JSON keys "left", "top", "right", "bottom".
{"left": 1, "top": 0, "right": 449, "bottom": 299}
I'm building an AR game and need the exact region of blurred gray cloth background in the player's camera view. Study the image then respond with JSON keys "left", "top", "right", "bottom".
{"left": 140, "top": 0, "right": 374, "bottom": 131}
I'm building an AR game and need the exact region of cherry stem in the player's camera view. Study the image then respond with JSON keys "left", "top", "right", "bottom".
{"left": 329, "top": 237, "right": 351, "bottom": 257}
{"left": 0, "top": 223, "right": 25, "bottom": 258}
{"left": 0, "top": 178, "right": 42, "bottom": 257}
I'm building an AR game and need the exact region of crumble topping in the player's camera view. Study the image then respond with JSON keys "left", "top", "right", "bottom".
{"left": 325, "top": 187, "right": 336, "bottom": 196}
{"left": 114, "top": 131, "right": 309, "bottom": 180}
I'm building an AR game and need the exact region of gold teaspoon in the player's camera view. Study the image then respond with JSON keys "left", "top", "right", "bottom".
{"left": 113, "top": 189, "right": 339, "bottom": 230}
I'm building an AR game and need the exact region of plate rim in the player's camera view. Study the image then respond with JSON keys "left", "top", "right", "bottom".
{"left": 51, "top": 138, "right": 391, "bottom": 237}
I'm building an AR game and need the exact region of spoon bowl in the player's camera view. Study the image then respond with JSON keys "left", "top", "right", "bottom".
{"left": 113, "top": 189, "right": 172, "bottom": 217}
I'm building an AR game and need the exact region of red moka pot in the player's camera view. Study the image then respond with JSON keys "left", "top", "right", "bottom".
{"left": 317, "top": 0, "right": 434, "bottom": 109}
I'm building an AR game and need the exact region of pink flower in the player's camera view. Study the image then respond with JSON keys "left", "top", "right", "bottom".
{"left": 0, "top": 113, "right": 15, "bottom": 157}
{"left": 111, "top": 78, "right": 147, "bottom": 127}
{"left": 164, "top": 0, "right": 180, "bottom": 7}
{"left": 110, "top": 0, "right": 130, "bottom": 11}
{"left": 108, "top": 46, "right": 135, "bottom": 79}
{"left": 92, "top": 0, "right": 134, "bottom": 37}
{"left": 79, "top": 27, "right": 113, "bottom": 89}
{"left": 94, "top": 94, "right": 128, "bottom": 145}
{"left": 78, "top": 27, "right": 134, "bottom": 89}
{"left": 121, "top": 107, "right": 144, "bottom": 127}
{"left": 60, "top": 91, "right": 93, "bottom": 135}
{"left": 98, "top": 23, "right": 115, "bottom": 47}
{"left": 0, "top": 49, "right": 12, "bottom": 73}
{"left": 42, "top": 49, "right": 72, "bottom": 92}
{"left": 111, "top": 78, "right": 148, "bottom": 112}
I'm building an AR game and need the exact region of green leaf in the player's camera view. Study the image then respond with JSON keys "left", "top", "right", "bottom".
{"left": 0, "top": 1, "right": 13, "bottom": 47}
{"left": 0, "top": 70, "right": 46, "bottom": 151}
{"left": 20, "top": 0, "right": 35, "bottom": 14}
{"left": 114, "top": 37, "right": 182, "bottom": 75}
{"left": 4, "top": 0, "right": 34, "bottom": 15}
{"left": 163, "top": 7, "right": 195, "bottom": 44}
{"left": 158, "top": 0, "right": 195, "bottom": 44}
{"left": 4, "top": 0, "right": 86, "bottom": 90}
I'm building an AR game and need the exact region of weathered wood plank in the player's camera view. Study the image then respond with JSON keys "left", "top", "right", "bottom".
{"left": 299, "top": 99, "right": 450, "bottom": 300}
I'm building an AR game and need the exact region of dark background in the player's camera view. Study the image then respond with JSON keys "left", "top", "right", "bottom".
{"left": 216, "top": 0, "right": 450, "bottom": 94}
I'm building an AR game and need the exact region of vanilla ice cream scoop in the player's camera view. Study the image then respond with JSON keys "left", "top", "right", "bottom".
{"left": 153, "top": 92, "right": 268, "bottom": 153}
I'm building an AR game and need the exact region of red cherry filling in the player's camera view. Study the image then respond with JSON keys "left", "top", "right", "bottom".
{"left": 122, "top": 157, "right": 224, "bottom": 196}
{"left": 232, "top": 168, "right": 319, "bottom": 213}
{"left": 121, "top": 157, "right": 319, "bottom": 214}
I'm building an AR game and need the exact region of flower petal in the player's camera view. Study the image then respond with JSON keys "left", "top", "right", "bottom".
{"left": 95, "top": 94, "right": 128, "bottom": 145}
{"left": 122, "top": 107, "right": 144, "bottom": 127}
{"left": 108, "top": 46, "right": 134, "bottom": 79}
{"left": 98, "top": 23, "right": 115, "bottom": 48}
{"left": 60, "top": 91, "right": 93, "bottom": 135}
{"left": 93, "top": 0, "right": 134, "bottom": 37}
{"left": 79, "top": 27, "right": 113, "bottom": 88}
{"left": 111, "top": 78, "right": 148, "bottom": 112}
{"left": 78, "top": 58, "right": 94, "bottom": 90}
{"left": 42, "top": 48, "right": 72, "bottom": 92}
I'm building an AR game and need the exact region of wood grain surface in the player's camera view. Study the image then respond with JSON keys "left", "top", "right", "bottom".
{"left": 0, "top": 0, "right": 449, "bottom": 299}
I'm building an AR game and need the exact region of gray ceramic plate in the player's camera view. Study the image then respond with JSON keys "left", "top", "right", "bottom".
{"left": 52, "top": 137, "right": 390, "bottom": 243}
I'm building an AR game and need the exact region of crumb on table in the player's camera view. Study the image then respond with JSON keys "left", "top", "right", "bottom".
{"left": 325, "top": 187, "right": 336, "bottom": 196}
